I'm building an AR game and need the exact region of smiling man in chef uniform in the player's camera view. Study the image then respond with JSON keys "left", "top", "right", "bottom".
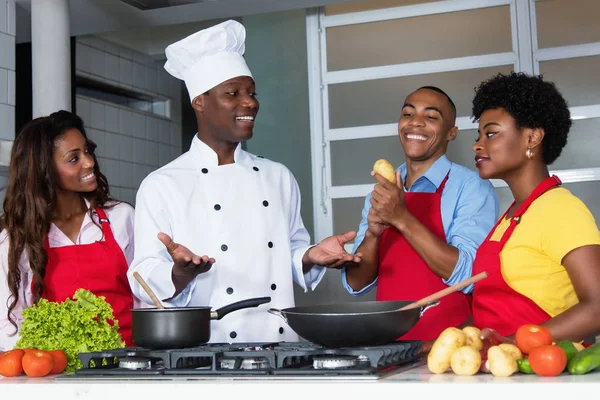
{"left": 128, "top": 20, "right": 361, "bottom": 343}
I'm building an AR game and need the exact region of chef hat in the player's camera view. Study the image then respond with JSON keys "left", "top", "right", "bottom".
{"left": 164, "top": 19, "right": 253, "bottom": 102}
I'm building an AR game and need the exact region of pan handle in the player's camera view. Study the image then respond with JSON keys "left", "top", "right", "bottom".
{"left": 267, "top": 308, "right": 288, "bottom": 324}
{"left": 211, "top": 297, "right": 272, "bottom": 320}
{"left": 420, "top": 300, "right": 440, "bottom": 317}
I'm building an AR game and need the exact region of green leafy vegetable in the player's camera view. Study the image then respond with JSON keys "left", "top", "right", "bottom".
{"left": 14, "top": 289, "right": 125, "bottom": 372}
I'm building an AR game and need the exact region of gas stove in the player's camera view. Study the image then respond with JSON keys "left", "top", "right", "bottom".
{"left": 64, "top": 341, "right": 423, "bottom": 380}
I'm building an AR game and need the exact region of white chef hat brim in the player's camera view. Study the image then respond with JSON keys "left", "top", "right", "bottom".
{"left": 163, "top": 20, "right": 254, "bottom": 103}
{"left": 180, "top": 52, "right": 253, "bottom": 102}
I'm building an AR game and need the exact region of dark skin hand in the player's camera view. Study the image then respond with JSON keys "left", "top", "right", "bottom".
{"left": 370, "top": 170, "right": 459, "bottom": 280}
{"left": 301, "top": 230, "right": 363, "bottom": 273}
{"left": 158, "top": 232, "right": 215, "bottom": 298}
{"left": 345, "top": 169, "right": 460, "bottom": 291}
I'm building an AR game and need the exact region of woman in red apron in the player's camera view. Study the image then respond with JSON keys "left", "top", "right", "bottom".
{"left": 470, "top": 72, "right": 600, "bottom": 343}
{"left": 0, "top": 110, "right": 135, "bottom": 349}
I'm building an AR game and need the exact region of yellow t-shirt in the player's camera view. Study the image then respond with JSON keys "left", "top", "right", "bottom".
{"left": 490, "top": 187, "right": 600, "bottom": 317}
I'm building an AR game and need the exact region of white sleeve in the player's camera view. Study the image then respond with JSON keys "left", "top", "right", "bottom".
{"left": 287, "top": 172, "right": 326, "bottom": 291}
{"left": 107, "top": 202, "right": 136, "bottom": 266}
{"left": 127, "top": 177, "right": 195, "bottom": 307}
{"left": 0, "top": 231, "right": 30, "bottom": 351}
{"left": 123, "top": 204, "right": 135, "bottom": 266}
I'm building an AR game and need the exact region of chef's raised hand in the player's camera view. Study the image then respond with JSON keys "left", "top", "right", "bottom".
{"left": 302, "top": 230, "right": 363, "bottom": 270}
{"left": 158, "top": 232, "right": 215, "bottom": 295}
{"left": 370, "top": 169, "right": 409, "bottom": 229}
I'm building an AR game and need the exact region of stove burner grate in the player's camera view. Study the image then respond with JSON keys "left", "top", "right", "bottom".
{"left": 73, "top": 340, "right": 421, "bottom": 377}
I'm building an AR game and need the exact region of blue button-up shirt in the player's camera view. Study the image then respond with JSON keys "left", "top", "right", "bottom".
{"left": 341, "top": 155, "right": 499, "bottom": 295}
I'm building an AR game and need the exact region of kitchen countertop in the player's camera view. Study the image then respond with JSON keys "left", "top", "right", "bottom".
{"left": 2, "top": 361, "right": 599, "bottom": 399}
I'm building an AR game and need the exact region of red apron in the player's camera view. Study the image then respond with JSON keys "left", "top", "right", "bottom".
{"left": 376, "top": 173, "right": 472, "bottom": 341}
{"left": 472, "top": 176, "right": 562, "bottom": 336}
{"left": 41, "top": 207, "right": 134, "bottom": 346}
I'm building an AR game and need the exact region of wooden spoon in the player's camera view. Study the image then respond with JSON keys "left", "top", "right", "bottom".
{"left": 398, "top": 271, "right": 488, "bottom": 311}
{"left": 133, "top": 271, "right": 165, "bottom": 309}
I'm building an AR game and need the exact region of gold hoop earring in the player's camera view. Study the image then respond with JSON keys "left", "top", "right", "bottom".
{"left": 526, "top": 148, "right": 534, "bottom": 159}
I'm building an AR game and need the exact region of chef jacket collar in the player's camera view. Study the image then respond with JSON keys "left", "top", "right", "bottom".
{"left": 190, "top": 134, "right": 253, "bottom": 169}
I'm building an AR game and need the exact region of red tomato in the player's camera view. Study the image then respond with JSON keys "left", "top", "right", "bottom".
{"left": 0, "top": 349, "right": 25, "bottom": 377}
{"left": 22, "top": 350, "right": 54, "bottom": 377}
{"left": 515, "top": 324, "right": 553, "bottom": 354}
{"left": 528, "top": 345, "right": 567, "bottom": 376}
{"left": 49, "top": 350, "right": 68, "bottom": 374}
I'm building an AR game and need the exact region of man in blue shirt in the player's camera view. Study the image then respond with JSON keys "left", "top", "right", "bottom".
{"left": 342, "top": 86, "right": 499, "bottom": 341}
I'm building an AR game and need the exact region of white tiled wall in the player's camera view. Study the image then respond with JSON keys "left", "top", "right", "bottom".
{"left": 0, "top": 0, "right": 15, "bottom": 142}
{"left": 0, "top": 0, "right": 16, "bottom": 204}
{"left": 74, "top": 35, "right": 183, "bottom": 206}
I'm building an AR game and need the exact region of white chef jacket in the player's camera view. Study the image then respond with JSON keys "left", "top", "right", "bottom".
{"left": 128, "top": 136, "right": 326, "bottom": 343}
{"left": 0, "top": 201, "right": 135, "bottom": 351}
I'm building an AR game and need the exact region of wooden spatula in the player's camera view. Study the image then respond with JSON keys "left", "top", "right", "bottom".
{"left": 398, "top": 271, "right": 488, "bottom": 311}
{"left": 133, "top": 271, "right": 165, "bottom": 309}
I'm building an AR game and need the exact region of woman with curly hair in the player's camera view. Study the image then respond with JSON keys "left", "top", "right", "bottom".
{"left": 471, "top": 71, "right": 600, "bottom": 343}
{"left": 0, "top": 110, "right": 136, "bottom": 350}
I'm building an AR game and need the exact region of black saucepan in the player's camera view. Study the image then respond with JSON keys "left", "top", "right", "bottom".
{"left": 268, "top": 300, "right": 439, "bottom": 348}
{"left": 132, "top": 296, "right": 271, "bottom": 349}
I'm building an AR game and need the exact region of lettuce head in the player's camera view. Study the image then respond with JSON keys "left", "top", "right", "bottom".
{"left": 14, "top": 288, "right": 125, "bottom": 372}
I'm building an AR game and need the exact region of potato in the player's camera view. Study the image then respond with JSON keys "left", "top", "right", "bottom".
{"left": 450, "top": 346, "right": 481, "bottom": 376}
{"left": 487, "top": 345, "right": 518, "bottom": 377}
{"left": 428, "top": 345, "right": 455, "bottom": 374}
{"left": 498, "top": 343, "right": 523, "bottom": 361}
{"left": 427, "top": 327, "right": 467, "bottom": 374}
{"left": 373, "top": 159, "right": 397, "bottom": 184}
{"left": 462, "top": 326, "right": 483, "bottom": 351}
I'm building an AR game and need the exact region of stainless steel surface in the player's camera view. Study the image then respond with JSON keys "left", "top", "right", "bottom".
{"left": 313, "top": 355, "right": 358, "bottom": 369}
{"left": 119, "top": 357, "right": 152, "bottom": 370}
{"left": 56, "top": 360, "right": 426, "bottom": 381}
{"left": 219, "top": 357, "right": 237, "bottom": 370}
{"left": 240, "top": 358, "right": 270, "bottom": 370}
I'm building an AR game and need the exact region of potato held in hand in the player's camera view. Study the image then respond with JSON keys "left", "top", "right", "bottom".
{"left": 373, "top": 159, "right": 397, "bottom": 185}
{"left": 428, "top": 327, "right": 467, "bottom": 374}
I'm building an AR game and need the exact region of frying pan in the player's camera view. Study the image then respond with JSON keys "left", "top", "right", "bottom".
{"left": 131, "top": 272, "right": 271, "bottom": 349}
{"left": 268, "top": 272, "right": 487, "bottom": 348}
{"left": 269, "top": 300, "right": 439, "bottom": 348}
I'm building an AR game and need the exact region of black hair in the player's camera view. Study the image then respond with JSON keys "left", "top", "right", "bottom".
{"left": 418, "top": 85, "right": 457, "bottom": 115}
{"left": 471, "top": 71, "right": 572, "bottom": 165}
{"left": 1, "top": 110, "right": 115, "bottom": 330}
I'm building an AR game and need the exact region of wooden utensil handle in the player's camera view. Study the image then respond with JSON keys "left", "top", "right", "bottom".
{"left": 133, "top": 271, "right": 165, "bottom": 309}
{"left": 398, "top": 271, "right": 488, "bottom": 311}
